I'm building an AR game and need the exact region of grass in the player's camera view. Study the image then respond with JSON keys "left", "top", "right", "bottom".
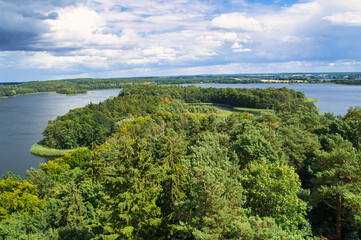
{"left": 306, "top": 98, "right": 319, "bottom": 103}
{"left": 306, "top": 98, "right": 321, "bottom": 112}
{"left": 233, "top": 107, "right": 273, "bottom": 115}
{"left": 189, "top": 102, "right": 273, "bottom": 116}
{"left": 30, "top": 141, "right": 85, "bottom": 157}
{"left": 216, "top": 110, "right": 234, "bottom": 118}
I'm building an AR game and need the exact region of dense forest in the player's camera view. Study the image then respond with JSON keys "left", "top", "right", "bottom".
{"left": 41, "top": 85, "right": 314, "bottom": 149}
{"left": 1, "top": 85, "right": 361, "bottom": 239}
{"left": 0, "top": 77, "right": 258, "bottom": 97}
{"left": 1, "top": 72, "right": 361, "bottom": 97}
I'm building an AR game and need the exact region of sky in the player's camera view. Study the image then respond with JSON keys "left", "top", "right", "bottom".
{"left": 1, "top": 0, "right": 361, "bottom": 82}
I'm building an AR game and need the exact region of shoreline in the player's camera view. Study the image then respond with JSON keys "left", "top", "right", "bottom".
{"left": 306, "top": 98, "right": 319, "bottom": 103}
{"left": 0, "top": 88, "right": 122, "bottom": 99}
{"left": 30, "top": 142, "right": 86, "bottom": 157}
{"left": 0, "top": 92, "right": 57, "bottom": 99}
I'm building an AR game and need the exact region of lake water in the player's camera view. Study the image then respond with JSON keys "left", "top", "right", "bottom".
{"left": 1, "top": 84, "right": 361, "bottom": 178}
{"left": 183, "top": 83, "right": 361, "bottom": 116}
{"left": 0, "top": 89, "right": 120, "bottom": 178}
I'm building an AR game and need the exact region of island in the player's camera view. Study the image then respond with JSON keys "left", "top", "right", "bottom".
{"left": 1, "top": 84, "right": 360, "bottom": 239}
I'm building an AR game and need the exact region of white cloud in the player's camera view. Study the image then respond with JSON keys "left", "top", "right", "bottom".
{"left": 49, "top": 6, "right": 104, "bottom": 34}
{"left": 44, "top": 6, "right": 116, "bottom": 48}
{"left": 21, "top": 51, "right": 109, "bottom": 69}
{"left": 231, "top": 42, "right": 251, "bottom": 52}
{"left": 258, "top": 2, "right": 323, "bottom": 33}
{"left": 104, "top": 12, "right": 140, "bottom": 22}
{"left": 196, "top": 32, "right": 239, "bottom": 49}
{"left": 143, "top": 47, "right": 177, "bottom": 61}
{"left": 323, "top": 12, "right": 361, "bottom": 26}
{"left": 281, "top": 36, "right": 302, "bottom": 42}
{"left": 211, "top": 12, "right": 263, "bottom": 32}
{"left": 4, "top": 0, "right": 361, "bottom": 82}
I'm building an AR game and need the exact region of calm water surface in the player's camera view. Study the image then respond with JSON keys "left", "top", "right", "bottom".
{"left": 1, "top": 84, "right": 361, "bottom": 177}
{"left": 0, "top": 89, "right": 120, "bottom": 177}
{"left": 185, "top": 83, "right": 361, "bottom": 116}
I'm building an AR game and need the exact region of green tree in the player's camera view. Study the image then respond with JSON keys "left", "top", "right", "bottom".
{"left": 344, "top": 106, "right": 361, "bottom": 121}
{"left": 311, "top": 135, "right": 361, "bottom": 240}
{"left": 55, "top": 182, "right": 95, "bottom": 240}
{"left": 1, "top": 171, "right": 22, "bottom": 181}
{"left": 26, "top": 168, "right": 56, "bottom": 198}
{"left": 0, "top": 178, "right": 46, "bottom": 221}
{"left": 277, "top": 125, "right": 320, "bottom": 170}
{"left": 241, "top": 158, "right": 308, "bottom": 235}
{"left": 102, "top": 139, "right": 164, "bottom": 239}
{"left": 231, "top": 129, "right": 278, "bottom": 166}
{"left": 175, "top": 133, "right": 253, "bottom": 239}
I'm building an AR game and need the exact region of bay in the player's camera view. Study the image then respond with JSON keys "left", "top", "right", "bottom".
{"left": 1, "top": 83, "right": 361, "bottom": 178}
{"left": 0, "top": 89, "right": 120, "bottom": 177}
{"left": 183, "top": 83, "right": 361, "bottom": 116}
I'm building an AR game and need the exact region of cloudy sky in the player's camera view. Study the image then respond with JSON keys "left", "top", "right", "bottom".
{"left": 1, "top": 0, "right": 361, "bottom": 82}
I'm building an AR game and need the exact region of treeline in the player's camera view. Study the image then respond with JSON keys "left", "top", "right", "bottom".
{"left": 0, "top": 81, "right": 87, "bottom": 97}
{"left": 42, "top": 85, "right": 316, "bottom": 149}
{"left": 329, "top": 79, "right": 361, "bottom": 85}
{"left": 120, "top": 85, "right": 315, "bottom": 112}
{"left": 151, "top": 77, "right": 261, "bottom": 84}
{"left": 0, "top": 78, "right": 147, "bottom": 97}
{"left": 2, "top": 73, "right": 361, "bottom": 97}
{"left": 2, "top": 85, "right": 361, "bottom": 239}
{"left": 0, "top": 77, "right": 259, "bottom": 97}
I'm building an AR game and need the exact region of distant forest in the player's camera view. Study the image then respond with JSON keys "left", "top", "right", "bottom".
{"left": 1, "top": 85, "right": 361, "bottom": 239}
{"left": 1, "top": 72, "right": 361, "bottom": 97}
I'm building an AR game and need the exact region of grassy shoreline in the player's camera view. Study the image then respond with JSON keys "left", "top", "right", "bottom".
{"left": 189, "top": 102, "right": 273, "bottom": 115}
{"left": 306, "top": 98, "right": 319, "bottom": 103}
{"left": 30, "top": 142, "right": 85, "bottom": 157}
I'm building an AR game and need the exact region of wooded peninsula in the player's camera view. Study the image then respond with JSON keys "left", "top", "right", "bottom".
{"left": 1, "top": 72, "right": 361, "bottom": 97}
{"left": 1, "top": 83, "right": 361, "bottom": 239}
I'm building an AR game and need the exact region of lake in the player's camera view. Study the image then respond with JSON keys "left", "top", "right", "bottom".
{"left": 183, "top": 83, "right": 361, "bottom": 116}
{"left": 1, "top": 84, "right": 361, "bottom": 178}
{"left": 0, "top": 89, "right": 120, "bottom": 177}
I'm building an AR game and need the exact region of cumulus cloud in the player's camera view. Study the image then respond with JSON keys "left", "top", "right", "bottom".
{"left": 21, "top": 51, "right": 109, "bottom": 69}
{"left": 211, "top": 12, "right": 263, "bottom": 32}
{"left": 3, "top": 0, "right": 361, "bottom": 81}
{"left": 231, "top": 42, "right": 252, "bottom": 53}
{"left": 323, "top": 12, "right": 361, "bottom": 26}
{"left": 44, "top": 6, "right": 113, "bottom": 48}
{"left": 0, "top": 0, "right": 84, "bottom": 50}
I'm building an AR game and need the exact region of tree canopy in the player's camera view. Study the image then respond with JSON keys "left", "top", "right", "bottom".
{"left": 1, "top": 84, "right": 361, "bottom": 239}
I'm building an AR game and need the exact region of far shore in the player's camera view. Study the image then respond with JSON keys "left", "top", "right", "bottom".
{"left": 0, "top": 92, "right": 59, "bottom": 99}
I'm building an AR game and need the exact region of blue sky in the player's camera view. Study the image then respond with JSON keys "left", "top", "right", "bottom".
{"left": 1, "top": 0, "right": 361, "bottom": 82}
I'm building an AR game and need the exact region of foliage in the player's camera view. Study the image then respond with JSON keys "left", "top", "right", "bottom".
{"left": 0, "top": 178, "right": 46, "bottom": 221}
{"left": 175, "top": 134, "right": 247, "bottom": 238}
{"left": 311, "top": 135, "right": 361, "bottom": 239}
{"left": 3, "top": 84, "right": 361, "bottom": 239}
{"left": 42, "top": 85, "right": 316, "bottom": 149}
{"left": 241, "top": 158, "right": 308, "bottom": 233}
{"left": 2, "top": 73, "right": 361, "bottom": 97}
{"left": 0, "top": 172, "right": 22, "bottom": 181}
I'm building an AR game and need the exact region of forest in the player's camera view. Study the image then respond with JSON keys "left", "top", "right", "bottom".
{"left": 0, "top": 77, "right": 254, "bottom": 97}
{"left": 41, "top": 85, "right": 314, "bottom": 150}
{"left": 1, "top": 85, "right": 361, "bottom": 239}
{"left": 1, "top": 72, "right": 361, "bottom": 97}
